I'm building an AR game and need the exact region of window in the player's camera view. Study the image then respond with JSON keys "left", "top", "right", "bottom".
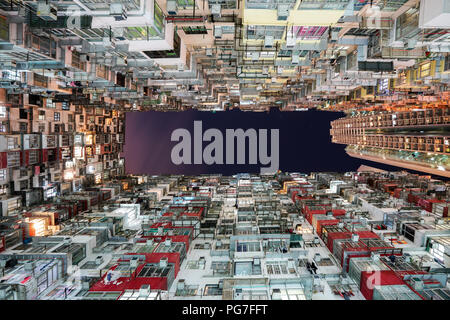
{"left": 20, "top": 168, "right": 27, "bottom": 177}
{"left": 1, "top": 70, "right": 20, "bottom": 81}
{"left": 266, "top": 261, "right": 289, "bottom": 275}
{"left": 222, "top": 25, "right": 235, "bottom": 34}
{"left": 0, "top": 121, "right": 7, "bottom": 133}
{"left": 0, "top": 169, "right": 7, "bottom": 181}
{"left": 39, "top": 110, "right": 45, "bottom": 120}
{"left": 46, "top": 135, "right": 57, "bottom": 148}
{"left": 54, "top": 124, "right": 60, "bottom": 133}
{"left": 7, "top": 151, "right": 21, "bottom": 167}
{"left": 28, "top": 135, "right": 39, "bottom": 148}
{"left": 246, "top": 25, "right": 285, "bottom": 40}
{"left": 419, "top": 62, "right": 431, "bottom": 78}
{"left": 183, "top": 26, "right": 208, "bottom": 35}
{"left": 74, "top": 135, "right": 83, "bottom": 144}
{"left": 86, "top": 146, "right": 93, "bottom": 157}
{"left": 38, "top": 124, "right": 45, "bottom": 133}
{"left": 154, "top": 1, "right": 164, "bottom": 33}
{"left": 444, "top": 55, "right": 450, "bottom": 72}
{"left": 45, "top": 187, "right": 57, "bottom": 199}
{"left": 19, "top": 180, "right": 28, "bottom": 190}
{"left": 54, "top": 112, "right": 60, "bottom": 121}
{"left": 19, "top": 122, "right": 27, "bottom": 132}
{"left": 85, "top": 135, "right": 93, "bottom": 145}
{"left": 0, "top": 106, "right": 7, "bottom": 118}
{"left": 45, "top": 98, "right": 54, "bottom": 108}
{"left": 29, "top": 150, "right": 39, "bottom": 164}
{"left": 19, "top": 108, "right": 28, "bottom": 120}
{"left": 74, "top": 146, "right": 83, "bottom": 159}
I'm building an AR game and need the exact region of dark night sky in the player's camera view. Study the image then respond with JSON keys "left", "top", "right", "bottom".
{"left": 123, "top": 108, "right": 425, "bottom": 176}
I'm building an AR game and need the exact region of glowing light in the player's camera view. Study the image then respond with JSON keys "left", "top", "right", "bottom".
{"left": 64, "top": 171, "right": 74, "bottom": 180}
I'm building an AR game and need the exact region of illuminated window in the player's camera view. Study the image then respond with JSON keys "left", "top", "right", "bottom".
{"left": 45, "top": 187, "right": 57, "bottom": 198}
{"left": 65, "top": 160, "right": 74, "bottom": 169}
{"left": 85, "top": 135, "right": 93, "bottom": 145}
{"left": 419, "top": 62, "right": 431, "bottom": 78}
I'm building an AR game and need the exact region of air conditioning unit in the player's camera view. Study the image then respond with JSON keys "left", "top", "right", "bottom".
{"left": 286, "top": 35, "right": 296, "bottom": 48}
{"left": 115, "top": 57, "right": 126, "bottom": 66}
{"left": 37, "top": 2, "right": 57, "bottom": 21}
{"left": 102, "top": 37, "right": 115, "bottom": 49}
{"left": 95, "top": 256, "right": 103, "bottom": 265}
{"left": 167, "top": 0, "right": 177, "bottom": 15}
{"left": 331, "top": 30, "right": 339, "bottom": 41}
{"left": 211, "top": 4, "right": 221, "bottom": 17}
{"left": 264, "top": 35, "right": 274, "bottom": 48}
{"left": 80, "top": 54, "right": 89, "bottom": 62}
{"left": 405, "top": 38, "right": 417, "bottom": 50}
{"left": 251, "top": 52, "right": 260, "bottom": 61}
{"left": 412, "top": 278, "right": 424, "bottom": 291}
{"left": 178, "top": 64, "right": 184, "bottom": 71}
{"left": 271, "top": 288, "right": 281, "bottom": 300}
{"left": 277, "top": 4, "right": 289, "bottom": 21}
{"left": 130, "top": 257, "right": 139, "bottom": 268}
{"left": 109, "top": 3, "right": 127, "bottom": 21}
{"left": 292, "top": 55, "right": 299, "bottom": 65}
{"left": 214, "top": 26, "right": 222, "bottom": 39}
{"left": 12, "top": 169, "right": 21, "bottom": 180}
{"left": 113, "top": 27, "right": 125, "bottom": 39}
{"left": 16, "top": 62, "right": 29, "bottom": 71}
{"left": 262, "top": 66, "right": 269, "bottom": 75}
{"left": 177, "top": 279, "right": 185, "bottom": 290}
{"left": 159, "top": 257, "right": 168, "bottom": 268}
{"left": 206, "top": 48, "right": 213, "bottom": 56}
{"left": 81, "top": 280, "right": 91, "bottom": 290}
{"left": 139, "top": 284, "right": 151, "bottom": 297}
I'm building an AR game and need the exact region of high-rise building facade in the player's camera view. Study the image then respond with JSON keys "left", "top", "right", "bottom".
{"left": 331, "top": 106, "right": 450, "bottom": 177}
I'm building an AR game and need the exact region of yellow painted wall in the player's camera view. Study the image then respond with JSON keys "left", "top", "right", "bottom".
{"left": 243, "top": 9, "right": 345, "bottom": 26}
